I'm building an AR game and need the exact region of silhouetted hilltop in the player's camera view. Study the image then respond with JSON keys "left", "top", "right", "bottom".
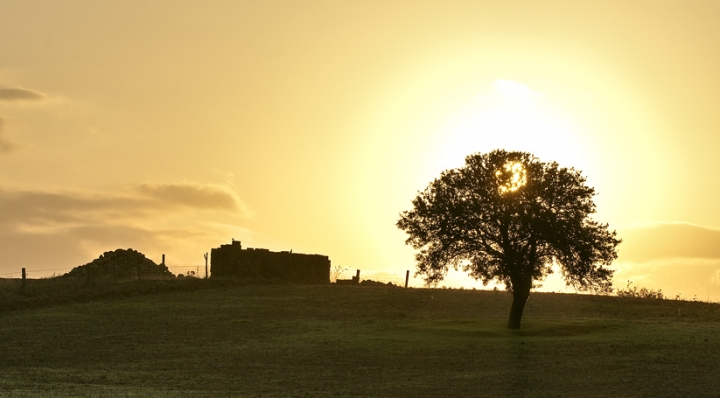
{"left": 360, "top": 279, "right": 398, "bottom": 287}
{"left": 64, "top": 249, "right": 173, "bottom": 281}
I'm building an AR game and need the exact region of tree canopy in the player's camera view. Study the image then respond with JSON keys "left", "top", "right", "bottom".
{"left": 397, "top": 150, "right": 620, "bottom": 328}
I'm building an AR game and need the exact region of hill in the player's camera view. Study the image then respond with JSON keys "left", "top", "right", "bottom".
{"left": 0, "top": 282, "right": 719, "bottom": 397}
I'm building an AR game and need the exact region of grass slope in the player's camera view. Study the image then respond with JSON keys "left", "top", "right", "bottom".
{"left": 1, "top": 282, "right": 719, "bottom": 397}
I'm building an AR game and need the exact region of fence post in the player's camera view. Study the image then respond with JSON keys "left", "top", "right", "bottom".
{"left": 204, "top": 253, "right": 209, "bottom": 279}
{"left": 162, "top": 254, "right": 165, "bottom": 266}
{"left": 405, "top": 270, "right": 410, "bottom": 288}
{"left": 355, "top": 269, "right": 360, "bottom": 285}
{"left": 21, "top": 268, "right": 26, "bottom": 293}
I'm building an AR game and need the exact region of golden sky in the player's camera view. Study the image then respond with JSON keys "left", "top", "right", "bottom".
{"left": 1, "top": 1, "right": 720, "bottom": 299}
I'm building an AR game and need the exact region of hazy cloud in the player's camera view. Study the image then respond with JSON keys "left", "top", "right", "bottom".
{"left": 540, "top": 223, "right": 720, "bottom": 300}
{"left": 137, "top": 182, "right": 247, "bottom": 212}
{"left": 0, "top": 117, "right": 14, "bottom": 154}
{"left": 0, "top": 183, "right": 248, "bottom": 229}
{"left": 610, "top": 223, "right": 720, "bottom": 300}
{"left": 0, "top": 189, "right": 149, "bottom": 227}
{"left": 0, "top": 223, "right": 214, "bottom": 276}
{"left": 0, "top": 183, "right": 251, "bottom": 276}
{"left": 0, "top": 230, "right": 89, "bottom": 276}
{"left": 613, "top": 258, "right": 720, "bottom": 300}
{"left": 617, "top": 223, "right": 720, "bottom": 262}
{"left": 0, "top": 86, "right": 46, "bottom": 101}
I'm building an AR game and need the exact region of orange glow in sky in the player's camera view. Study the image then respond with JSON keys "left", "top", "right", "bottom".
{"left": 1, "top": 1, "right": 720, "bottom": 300}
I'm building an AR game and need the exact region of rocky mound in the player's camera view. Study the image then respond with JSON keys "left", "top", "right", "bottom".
{"left": 65, "top": 249, "right": 174, "bottom": 281}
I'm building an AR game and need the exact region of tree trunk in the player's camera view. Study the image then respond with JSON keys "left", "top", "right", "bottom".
{"left": 507, "top": 286, "right": 530, "bottom": 329}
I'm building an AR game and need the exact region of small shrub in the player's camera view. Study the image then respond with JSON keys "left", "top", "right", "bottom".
{"left": 330, "top": 264, "right": 351, "bottom": 283}
{"left": 615, "top": 281, "right": 664, "bottom": 300}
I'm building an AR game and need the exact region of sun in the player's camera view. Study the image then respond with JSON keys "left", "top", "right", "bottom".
{"left": 419, "top": 79, "right": 593, "bottom": 181}
{"left": 496, "top": 162, "right": 527, "bottom": 193}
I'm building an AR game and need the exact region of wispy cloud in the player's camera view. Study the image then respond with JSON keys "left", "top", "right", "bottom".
{"left": 0, "top": 86, "right": 46, "bottom": 101}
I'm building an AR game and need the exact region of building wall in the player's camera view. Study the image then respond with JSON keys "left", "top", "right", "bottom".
{"left": 210, "top": 240, "right": 330, "bottom": 284}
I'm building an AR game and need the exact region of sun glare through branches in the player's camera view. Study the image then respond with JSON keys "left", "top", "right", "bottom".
{"left": 496, "top": 162, "right": 527, "bottom": 194}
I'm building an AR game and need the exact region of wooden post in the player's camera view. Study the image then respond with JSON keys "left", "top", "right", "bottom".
{"left": 405, "top": 270, "right": 410, "bottom": 288}
{"left": 162, "top": 254, "right": 165, "bottom": 266}
{"left": 21, "top": 268, "right": 26, "bottom": 293}
{"left": 204, "top": 253, "right": 209, "bottom": 279}
{"left": 355, "top": 269, "right": 360, "bottom": 284}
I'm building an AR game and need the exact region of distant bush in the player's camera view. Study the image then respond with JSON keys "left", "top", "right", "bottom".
{"left": 615, "top": 281, "right": 665, "bottom": 300}
{"left": 178, "top": 270, "right": 197, "bottom": 279}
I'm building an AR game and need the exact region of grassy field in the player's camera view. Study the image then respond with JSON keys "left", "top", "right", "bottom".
{"left": 1, "top": 280, "right": 720, "bottom": 397}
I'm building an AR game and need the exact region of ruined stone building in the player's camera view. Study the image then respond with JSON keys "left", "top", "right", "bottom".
{"left": 210, "top": 240, "right": 330, "bottom": 284}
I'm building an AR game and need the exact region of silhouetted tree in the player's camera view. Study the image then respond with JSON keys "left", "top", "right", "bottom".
{"left": 397, "top": 150, "right": 620, "bottom": 329}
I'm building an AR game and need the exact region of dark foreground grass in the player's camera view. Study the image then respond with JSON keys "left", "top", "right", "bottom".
{"left": 1, "top": 281, "right": 720, "bottom": 397}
